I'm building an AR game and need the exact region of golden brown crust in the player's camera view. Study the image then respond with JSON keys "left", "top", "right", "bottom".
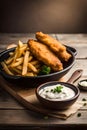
{"left": 36, "top": 32, "right": 71, "bottom": 61}
{"left": 28, "top": 39, "right": 63, "bottom": 71}
{"left": 36, "top": 32, "right": 66, "bottom": 52}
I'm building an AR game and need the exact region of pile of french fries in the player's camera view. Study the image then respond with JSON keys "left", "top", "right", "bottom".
{"left": 1, "top": 41, "right": 41, "bottom": 76}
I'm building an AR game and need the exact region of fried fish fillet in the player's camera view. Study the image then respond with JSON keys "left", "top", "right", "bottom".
{"left": 28, "top": 40, "right": 63, "bottom": 71}
{"left": 36, "top": 32, "right": 71, "bottom": 61}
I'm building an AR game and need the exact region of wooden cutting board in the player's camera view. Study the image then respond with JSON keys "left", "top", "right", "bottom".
{"left": 0, "top": 75, "right": 66, "bottom": 118}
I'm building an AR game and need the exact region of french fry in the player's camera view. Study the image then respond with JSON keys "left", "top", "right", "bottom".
{"left": 9, "top": 52, "right": 14, "bottom": 56}
{"left": 16, "top": 57, "right": 23, "bottom": 62}
{"left": 11, "top": 47, "right": 19, "bottom": 64}
{"left": 11, "top": 67, "right": 22, "bottom": 75}
{"left": 28, "top": 63, "right": 38, "bottom": 73}
{"left": 22, "top": 51, "right": 30, "bottom": 75}
{"left": 18, "top": 40, "right": 24, "bottom": 48}
{"left": 25, "top": 72, "right": 34, "bottom": 76}
{"left": 1, "top": 62, "right": 14, "bottom": 75}
{"left": 18, "top": 44, "right": 28, "bottom": 57}
{"left": 11, "top": 41, "right": 23, "bottom": 61}
{"left": 10, "top": 58, "right": 23, "bottom": 67}
{"left": 5, "top": 57, "right": 14, "bottom": 65}
{"left": 16, "top": 65, "right": 22, "bottom": 70}
{"left": 30, "top": 60, "right": 40, "bottom": 65}
{"left": 28, "top": 56, "right": 33, "bottom": 62}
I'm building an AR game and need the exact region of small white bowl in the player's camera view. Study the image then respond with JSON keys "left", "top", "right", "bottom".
{"left": 78, "top": 79, "right": 87, "bottom": 91}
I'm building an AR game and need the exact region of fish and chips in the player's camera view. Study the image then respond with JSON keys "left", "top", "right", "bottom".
{"left": 1, "top": 32, "right": 72, "bottom": 76}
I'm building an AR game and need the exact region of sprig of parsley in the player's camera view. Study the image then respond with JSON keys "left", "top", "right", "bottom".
{"left": 51, "top": 86, "right": 63, "bottom": 93}
{"left": 39, "top": 65, "right": 51, "bottom": 75}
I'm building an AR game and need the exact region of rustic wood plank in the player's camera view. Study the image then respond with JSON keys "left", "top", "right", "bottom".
{"left": 0, "top": 34, "right": 35, "bottom": 47}
{"left": 71, "top": 44, "right": 87, "bottom": 59}
{"left": 0, "top": 86, "right": 23, "bottom": 109}
{"left": 0, "top": 33, "right": 56, "bottom": 37}
{"left": 56, "top": 34, "right": 87, "bottom": 43}
{"left": 0, "top": 33, "right": 56, "bottom": 44}
{"left": 0, "top": 109, "right": 87, "bottom": 126}
{"left": 64, "top": 59, "right": 87, "bottom": 79}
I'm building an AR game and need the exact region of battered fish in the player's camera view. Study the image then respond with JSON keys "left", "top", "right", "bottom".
{"left": 36, "top": 32, "right": 71, "bottom": 61}
{"left": 28, "top": 40, "right": 63, "bottom": 71}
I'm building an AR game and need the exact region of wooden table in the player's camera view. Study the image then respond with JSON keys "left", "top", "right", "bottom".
{"left": 0, "top": 33, "right": 87, "bottom": 130}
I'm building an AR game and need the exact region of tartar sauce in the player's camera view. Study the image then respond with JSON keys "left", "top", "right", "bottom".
{"left": 39, "top": 84, "right": 75, "bottom": 101}
{"left": 80, "top": 81, "right": 87, "bottom": 87}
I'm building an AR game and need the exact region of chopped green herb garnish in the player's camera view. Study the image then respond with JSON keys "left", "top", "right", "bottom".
{"left": 77, "top": 113, "right": 81, "bottom": 117}
{"left": 39, "top": 65, "right": 51, "bottom": 75}
{"left": 51, "top": 86, "right": 63, "bottom": 93}
{"left": 82, "top": 98, "right": 86, "bottom": 101}
{"left": 46, "top": 90, "right": 49, "bottom": 93}
{"left": 51, "top": 89, "right": 53, "bottom": 92}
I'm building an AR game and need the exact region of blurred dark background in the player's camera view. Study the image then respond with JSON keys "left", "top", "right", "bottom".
{"left": 0, "top": 0, "right": 87, "bottom": 33}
